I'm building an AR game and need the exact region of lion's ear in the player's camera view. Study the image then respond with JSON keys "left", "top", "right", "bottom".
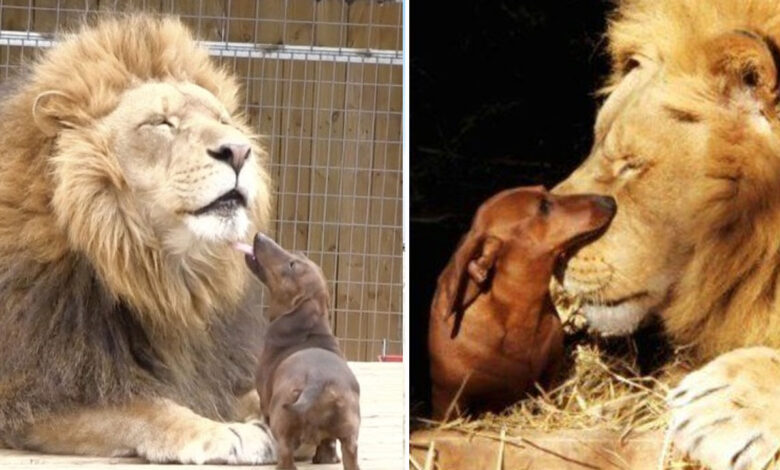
{"left": 32, "top": 91, "right": 77, "bottom": 137}
{"left": 707, "top": 30, "right": 779, "bottom": 109}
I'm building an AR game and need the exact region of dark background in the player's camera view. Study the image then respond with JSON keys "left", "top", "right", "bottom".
{"left": 410, "top": 1, "right": 614, "bottom": 415}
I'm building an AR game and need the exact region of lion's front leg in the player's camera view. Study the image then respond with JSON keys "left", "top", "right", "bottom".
{"left": 236, "top": 389, "right": 263, "bottom": 421}
{"left": 668, "top": 347, "right": 780, "bottom": 470}
{"left": 21, "top": 397, "right": 276, "bottom": 464}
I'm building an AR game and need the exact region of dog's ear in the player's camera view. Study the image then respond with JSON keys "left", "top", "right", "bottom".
{"left": 433, "top": 231, "right": 502, "bottom": 320}
{"left": 707, "top": 30, "right": 779, "bottom": 110}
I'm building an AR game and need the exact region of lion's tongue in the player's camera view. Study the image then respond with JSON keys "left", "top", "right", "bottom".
{"left": 233, "top": 242, "right": 254, "bottom": 258}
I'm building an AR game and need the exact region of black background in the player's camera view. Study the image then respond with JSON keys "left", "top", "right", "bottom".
{"left": 410, "top": 1, "right": 614, "bottom": 415}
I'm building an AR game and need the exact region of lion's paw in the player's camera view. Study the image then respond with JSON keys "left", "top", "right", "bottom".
{"left": 668, "top": 347, "right": 780, "bottom": 470}
{"left": 142, "top": 420, "right": 276, "bottom": 465}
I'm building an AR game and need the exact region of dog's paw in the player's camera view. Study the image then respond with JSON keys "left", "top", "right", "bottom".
{"left": 142, "top": 419, "right": 276, "bottom": 464}
{"left": 312, "top": 439, "right": 340, "bottom": 464}
{"left": 668, "top": 347, "right": 780, "bottom": 470}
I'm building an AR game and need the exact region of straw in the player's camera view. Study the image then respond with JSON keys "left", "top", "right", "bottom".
{"left": 411, "top": 289, "right": 705, "bottom": 468}
{"left": 495, "top": 427, "right": 505, "bottom": 470}
{"left": 413, "top": 339, "right": 705, "bottom": 468}
{"left": 423, "top": 441, "right": 436, "bottom": 470}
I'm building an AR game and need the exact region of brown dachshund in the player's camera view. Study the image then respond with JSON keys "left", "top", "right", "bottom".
{"left": 240, "top": 234, "right": 361, "bottom": 470}
{"left": 428, "top": 186, "right": 616, "bottom": 420}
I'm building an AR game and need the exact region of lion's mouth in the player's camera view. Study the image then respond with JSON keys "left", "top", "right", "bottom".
{"left": 579, "top": 291, "right": 655, "bottom": 336}
{"left": 192, "top": 189, "right": 247, "bottom": 216}
{"left": 582, "top": 291, "right": 649, "bottom": 308}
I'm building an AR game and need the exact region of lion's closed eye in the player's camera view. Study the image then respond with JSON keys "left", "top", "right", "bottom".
{"left": 139, "top": 115, "right": 177, "bottom": 130}
{"left": 595, "top": 155, "right": 646, "bottom": 182}
{"left": 617, "top": 158, "right": 644, "bottom": 177}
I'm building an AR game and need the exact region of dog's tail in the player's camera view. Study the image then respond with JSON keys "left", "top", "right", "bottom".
{"left": 285, "top": 382, "right": 337, "bottom": 417}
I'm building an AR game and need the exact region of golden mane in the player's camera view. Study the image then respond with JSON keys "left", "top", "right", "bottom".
{"left": 608, "top": 0, "right": 780, "bottom": 76}
{"left": 608, "top": 0, "right": 780, "bottom": 359}
{"left": 0, "top": 14, "right": 270, "bottom": 336}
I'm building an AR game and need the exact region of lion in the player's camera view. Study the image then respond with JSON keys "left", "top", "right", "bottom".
{"left": 0, "top": 15, "right": 278, "bottom": 464}
{"left": 554, "top": 0, "right": 780, "bottom": 468}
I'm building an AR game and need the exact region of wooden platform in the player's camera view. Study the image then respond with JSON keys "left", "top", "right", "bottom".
{"left": 410, "top": 428, "right": 668, "bottom": 470}
{"left": 0, "top": 362, "right": 404, "bottom": 470}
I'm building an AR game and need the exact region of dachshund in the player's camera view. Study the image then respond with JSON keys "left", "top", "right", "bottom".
{"left": 239, "top": 234, "right": 360, "bottom": 470}
{"left": 428, "top": 186, "right": 616, "bottom": 420}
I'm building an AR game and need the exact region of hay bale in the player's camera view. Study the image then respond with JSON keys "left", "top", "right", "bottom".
{"left": 413, "top": 339, "right": 702, "bottom": 468}
{"left": 428, "top": 343, "right": 680, "bottom": 432}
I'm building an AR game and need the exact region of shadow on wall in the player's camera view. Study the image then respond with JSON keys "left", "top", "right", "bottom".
{"left": 410, "top": 0, "right": 612, "bottom": 417}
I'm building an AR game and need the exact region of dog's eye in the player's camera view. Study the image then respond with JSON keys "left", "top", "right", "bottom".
{"left": 289, "top": 261, "right": 296, "bottom": 270}
{"left": 539, "top": 198, "right": 552, "bottom": 216}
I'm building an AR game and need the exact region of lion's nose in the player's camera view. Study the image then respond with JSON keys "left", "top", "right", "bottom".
{"left": 208, "top": 143, "right": 251, "bottom": 174}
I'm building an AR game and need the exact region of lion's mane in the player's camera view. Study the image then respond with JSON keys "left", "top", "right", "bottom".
{"left": 609, "top": 0, "right": 780, "bottom": 359}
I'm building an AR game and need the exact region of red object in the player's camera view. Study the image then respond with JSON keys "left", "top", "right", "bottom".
{"left": 378, "top": 354, "right": 403, "bottom": 362}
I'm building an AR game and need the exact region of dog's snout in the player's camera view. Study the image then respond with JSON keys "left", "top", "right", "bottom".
{"left": 594, "top": 195, "right": 617, "bottom": 216}
{"left": 252, "top": 231, "right": 291, "bottom": 264}
{"left": 253, "top": 232, "right": 270, "bottom": 246}
{"left": 208, "top": 142, "right": 251, "bottom": 174}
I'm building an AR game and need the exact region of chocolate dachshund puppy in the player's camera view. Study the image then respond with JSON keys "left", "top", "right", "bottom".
{"left": 241, "top": 234, "right": 360, "bottom": 470}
